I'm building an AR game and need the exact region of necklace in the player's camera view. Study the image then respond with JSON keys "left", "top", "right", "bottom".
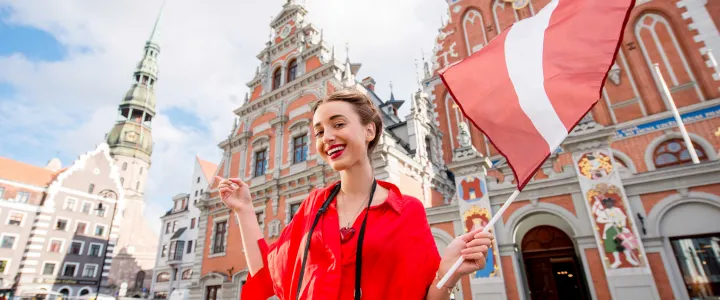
{"left": 338, "top": 191, "right": 370, "bottom": 243}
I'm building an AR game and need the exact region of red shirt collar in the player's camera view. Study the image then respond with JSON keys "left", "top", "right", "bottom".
{"left": 323, "top": 180, "right": 405, "bottom": 214}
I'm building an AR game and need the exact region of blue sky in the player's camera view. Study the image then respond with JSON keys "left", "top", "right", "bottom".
{"left": 0, "top": 0, "right": 447, "bottom": 233}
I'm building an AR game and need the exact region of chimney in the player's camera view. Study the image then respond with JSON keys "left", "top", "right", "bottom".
{"left": 361, "top": 77, "right": 376, "bottom": 91}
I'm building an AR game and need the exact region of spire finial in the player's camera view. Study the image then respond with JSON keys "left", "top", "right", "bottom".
{"left": 345, "top": 42, "right": 350, "bottom": 63}
{"left": 414, "top": 59, "right": 421, "bottom": 90}
{"left": 389, "top": 81, "right": 395, "bottom": 100}
{"left": 148, "top": 0, "right": 166, "bottom": 43}
{"left": 331, "top": 45, "right": 336, "bottom": 60}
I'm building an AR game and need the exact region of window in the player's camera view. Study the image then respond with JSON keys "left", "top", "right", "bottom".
{"left": 172, "top": 221, "right": 177, "bottom": 233}
{"left": 272, "top": 68, "right": 282, "bottom": 90}
{"left": 75, "top": 221, "right": 88, "bottom": 235}
{"left": 1, "top": 235, "right": 16, "bottom": 249}
{"left": 82, "top": 264, "right": 97, "bottom": 277}
{"left": 16, "top": 191, "right": 29, "bottom": 203}
{"left": 290, "top": 203, "right": 301, "bottom": 222}
{"left": 48, "top": 239, "right": 63, "bottom": 253}
{"left": 293, "top": 135, "right": 308, "bottom": 163}
{"left": 670, "top": 234, "right": 720, "bottom": 299}
{"left": 88, "top": 183, "right": 95, "bottom": 194}
{"left": 287, "top": 59, "right": 298, "bottom": 83}
{"left": 206, "top": 285, "right": 220, "bottom": 300}
{"left": 425, "top": 136, "right": 433, "bottom": 159}
{"left": 213, "top": 221, "right": 227, "bottom": 254}
{"left": 42, "top": 262, "right": 56, "bottom": 275}
{"left": 653, "top": 139, "right": 707, "bottom": 168}
{"left": 157, "top": 272, "right": 170, "bottom": 282}
{"left": 82, "top": 202, "right": 92, "bottom": 214}
{"left": 169, "top": 241, "right": 185, "bottom": 261}
{"left": 64, "top": 198, "right": 76, "bottom": 211}
{"left": 62, "top": 263, "right": 77, "bottom": 277}
{"left": 256, "top": 212, "right": 264, "bottom": 227}
{"left": 95, "top": 203, "right": 106, "bottom": 217}
{"left": 59, "top": 288, "right": 70, "bottom": 297}
{"left": 69, "top": 241, "right": 83, "bottom": 255}
{"left": 161, "top": 245, "right": 167, "bottom": 257}
{"left": 79, "top": 289, "right": 90, "bottom": 296}
{"left": 195, "top": 191, "right": 198, "bottom": 197}
{"left": 55, "top": 218, "right": 68, "bottom": 231}
{"left": 122, "top": 162, "right": 128, "bottom": 171}
{"left": 0, "top": 260, "right": 7, "bottom": 274}
{"left": 190, "top": 218, "right": 196, "bottom": 229}
{"left": 182, "top": 269, "right": 193, "bottom": 280}
{"left": 136, "top": 182, "right": 140, "bottom": 190}
{"left": 254, "top": 150, "right": 267, "bottom": 177}
{"left": 197, "top": 177, "right": 201, "bottom": 183}
{"left": 0, "top": 187, "right": 4, "bottom": 199}
{"left": 135, "top": 271, "right": 146, "bottom": 289}
{"left": 187, "top": 240, "right": 193, "bottom": 254}
{"left": 89, "top": 244, "right": 102, "bottom": 257}
{"left": 94, "top": 225, "right": 106, "bottom": 237}
{"left": 7, "top": 212, "right": 23, "bottom": 226}
{"left": 165, "top": 222, "right": 171, "bottom": 234}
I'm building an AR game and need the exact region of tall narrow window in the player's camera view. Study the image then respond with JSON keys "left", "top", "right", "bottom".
{"left": 122, "top": 162, "right": 128, "bottom": 171}
{"left": 254, "top": 150, "right": 267, "bottom": 177}
{"left": 213, "top": 221, "right": 227, "bottom": 253}
{"left": 287, "top": 59, "right": 298, "bottom": 83}
{"left": 290, "top": 203, "right": 301, "bottom": 222}
{"left": 293, "top": 135, "right": 308, "bottom": 163}
{"left": 88, "top": 183, "right": 95, "bottom": 194}
{"left": 272, "top": 68, "right": 282, "bottom": 90}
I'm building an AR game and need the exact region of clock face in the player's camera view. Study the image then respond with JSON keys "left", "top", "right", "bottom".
{"left": 125, "top": 131, "right": 139, "bottom": 142}
{"left": 279, "top": 24, "right": 292, "bottom": 39}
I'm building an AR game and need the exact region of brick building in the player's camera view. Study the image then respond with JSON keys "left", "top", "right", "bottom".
{"left": 190, "top": 0, "right": 720, "bottom": 299}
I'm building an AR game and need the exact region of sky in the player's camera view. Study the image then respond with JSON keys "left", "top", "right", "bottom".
{"left": 0, "top": 0, "right": 449, "bottom": 233}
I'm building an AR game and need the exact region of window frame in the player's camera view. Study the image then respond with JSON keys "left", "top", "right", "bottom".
{"left": 286, "top": 59, "right": 298, "bottom": 83}
{"left": 292, "top": 135, "right": 309, "bottom": 164}
{"left": 6, "top": 210, "right": 26, "bottom": 226}
{"left": 54, "top": 217, "right": 70, "bottom": 231}
{"left": 88, "top": 242, "right": 104, "bottom": 257}
{"left": 41, "top": 261, "right": 59, "bottom": 276}
{"left": 47, "top": 238, "right": 66, "bottom": 253}
{"left": 82, "top": 263, "right": 99, "bottom": 278}
{"left": 652, "top": 138, "right": 707, "bottom": 169}
{"left": 254, "top": 149, "right": 268, "bottom": 177}
{"left": 15, "top": 191, "right": 30, "bottom": 203}
{"left": 63, "top": 197, "right": 78, "bottom": 211}
{"left": 75, "top": 220, "right": 89, "bottom": 235}
{"left": 81, "top": 200, "right": 93, "bottom": 214}
{"left": 68, "top": 240, "right": 85, "bottom": 256}
{"left": 0, "top": 258, "right": 10, "bottom": 275}
{"left": 61, "top": 262, "right": 80, "bottom": 277}
{"left": 272, "top": 67, "right": 282, "bottom": 90}
{"left": 0, "top": 233, "right": 19, "bottom": 249}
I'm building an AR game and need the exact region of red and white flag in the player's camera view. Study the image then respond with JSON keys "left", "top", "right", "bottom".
{"left": 441, "top": 0, "right": 634, "bottom": 191}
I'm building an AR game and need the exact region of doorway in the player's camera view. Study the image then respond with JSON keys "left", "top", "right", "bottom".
{"left": 521, "top": 225, "right": 590, "bottom": 300}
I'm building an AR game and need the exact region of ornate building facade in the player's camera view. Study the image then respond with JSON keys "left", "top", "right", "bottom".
{"left": 189, "top": 0, "right": 720, "bottom": 299}
{"left": 424, "top": 0, "right": 720, "bottom": 299}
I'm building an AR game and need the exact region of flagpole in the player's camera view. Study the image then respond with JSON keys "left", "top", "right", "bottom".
{"left": 652, "top": 63, "right": 700, "bottom": 164}
{"left": 708, "top": 49, "right": 719, "bottom": 78}
{"left": 436, "top": 189, "right": 520, "bottom": 289}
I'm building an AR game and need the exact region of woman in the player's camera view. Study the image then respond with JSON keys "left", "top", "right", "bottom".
{"left": 217, "top": 89, "right": 493, "bottom": 299}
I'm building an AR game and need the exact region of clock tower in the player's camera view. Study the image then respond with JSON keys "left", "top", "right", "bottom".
{"left": 105, "top": 11, "right": 160, "bottom": 198}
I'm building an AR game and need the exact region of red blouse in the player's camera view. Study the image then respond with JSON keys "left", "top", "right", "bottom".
{"left": 241, "top": 180, "right": 441, "bottom": 299}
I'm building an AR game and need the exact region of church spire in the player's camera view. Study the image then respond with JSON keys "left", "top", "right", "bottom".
{"left": 148, "top": 0, "right": 165, "bottom": 45}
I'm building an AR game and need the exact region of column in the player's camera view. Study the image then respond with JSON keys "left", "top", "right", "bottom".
{"left": 564, "top": 123, "right": 661, "bottom": 300}
{"left": 447, "top": 125, "right": 505, "bottom": 299}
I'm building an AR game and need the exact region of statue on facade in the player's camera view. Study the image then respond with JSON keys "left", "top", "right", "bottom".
{"left": 457, "top": 122, "right": 472, "bottom": 148}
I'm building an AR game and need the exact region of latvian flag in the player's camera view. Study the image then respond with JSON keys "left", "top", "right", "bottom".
{"left": 441, "top": 0, "right": 635, "bottom": 190}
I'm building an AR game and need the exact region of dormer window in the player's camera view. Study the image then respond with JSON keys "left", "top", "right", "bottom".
{"left": 287, "top": 59, "right": 298, "bottom": 83}
{"left": 272, "top": 68, "right": 282, "bottom": 90}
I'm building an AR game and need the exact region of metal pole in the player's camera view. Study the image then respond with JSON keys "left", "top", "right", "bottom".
{"left": 96, "top": 193, "right": 119, "bottom": 300}
{"left": 708, "top": 49, "right": 719, "bottom": 78}
{"left": 652, "top": 63, "right": 700, "bottom": 164}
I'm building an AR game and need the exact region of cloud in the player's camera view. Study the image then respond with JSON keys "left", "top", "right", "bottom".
{"left": 0, "top": 0, "right": 448, "bottom": 233}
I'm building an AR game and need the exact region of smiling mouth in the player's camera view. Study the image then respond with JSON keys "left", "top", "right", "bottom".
{"left": 326, "top": 145, "right": 346, "bottom": 160}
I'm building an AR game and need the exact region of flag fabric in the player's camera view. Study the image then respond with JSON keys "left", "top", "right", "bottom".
{"left": 440, "top": 0, "right": 635, "bottom": 191}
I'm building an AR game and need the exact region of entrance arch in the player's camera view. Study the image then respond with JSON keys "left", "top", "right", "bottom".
{"left": 518, "top": 225, "right": 591, "bottom": 300}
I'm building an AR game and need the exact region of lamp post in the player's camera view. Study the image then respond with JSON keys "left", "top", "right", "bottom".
{"left": 95, "top": 189, "right": 118, "bottom": 300}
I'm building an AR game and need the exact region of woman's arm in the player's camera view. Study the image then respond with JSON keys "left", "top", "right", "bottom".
{"left": 234, "top": 207, "right": 265, "bottom": 275}
{"left": 426, "top": 266, "right": 460, "bottom": 300}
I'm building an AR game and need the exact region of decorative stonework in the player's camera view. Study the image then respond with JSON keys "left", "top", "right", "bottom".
{"left": 268, "top": 219, "right": 282, "bottom": 237}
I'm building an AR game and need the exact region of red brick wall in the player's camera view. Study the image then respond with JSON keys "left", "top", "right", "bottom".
{"left": 501, "top": 255, "right": 520, "bottom": 300}
{"left": 647, "top": 252, "right": 674, "bottom": 300}
{"left": 585, "top": 248, "right": 612, "bottom": 300}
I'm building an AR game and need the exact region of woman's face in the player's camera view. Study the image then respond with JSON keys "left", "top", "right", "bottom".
{"left": 313, "top": 101, "right": 375, "bottom": 171}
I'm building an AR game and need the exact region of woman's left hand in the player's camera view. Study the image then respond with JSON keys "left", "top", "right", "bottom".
{"left": 438, "top": 227, "right": 494, "bottom": 285}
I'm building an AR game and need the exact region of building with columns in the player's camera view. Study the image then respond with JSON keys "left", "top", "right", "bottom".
{"left": 188, "top": 0, "right": 720, "bottom": 299}
{"left": 423, "top": 0, "right": 720, "bottom": 299}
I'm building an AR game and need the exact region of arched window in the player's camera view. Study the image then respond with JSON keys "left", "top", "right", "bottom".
{"left": 135, "top": 271, "right": 146, "bottom": 289}
{"left": 463, "top": 9, "right": 488, "bottom": 55}
{"left": 79, "top": 288, "right": 91, "bottom": 296}
{"left": 182, "top": 269, "right": 193, "bottom": 280}
{"left": 635, "top": 14, "right": 704, "bottom": 107}
{"left": 122, "top": 162, "right": 128, "bottom": 171}
{"left": 120, "top": 177, "right": 124, "bottom": 185}
{"left": 272, "top": 68, "right": 282, "bottom": 90}
{"left": 156, "top": 272, "right": 170, "bottom": 282}
{"left": 139, "top": 167, "right": 143, "bottom": 175}
{"left": 136, "top": 182, "right": 140, "bottom": 190}
{"left": 653, "top": 139, "right": 707, "bottom": 168}
{"left": 287, "top": 59, "right": 298, "bottom": 83}
{"left": 58, "top": 288, "right": 70, "bottom": 297}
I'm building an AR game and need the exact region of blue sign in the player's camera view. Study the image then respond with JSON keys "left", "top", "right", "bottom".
{"left": 615, "top": 104, "right": 720, "bottom": 139}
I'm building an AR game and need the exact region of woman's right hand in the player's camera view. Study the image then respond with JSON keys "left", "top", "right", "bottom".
{"left": 216, "top": 176, "right": 252, "bottom": 212}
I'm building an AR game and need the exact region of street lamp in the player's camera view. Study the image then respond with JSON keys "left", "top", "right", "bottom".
{"left": 95, "top": 189, "right": 118, "bottom": 300}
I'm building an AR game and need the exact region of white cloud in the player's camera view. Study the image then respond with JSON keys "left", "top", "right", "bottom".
{"left": 0, "top": 0, "right": 448, "bottom": 233}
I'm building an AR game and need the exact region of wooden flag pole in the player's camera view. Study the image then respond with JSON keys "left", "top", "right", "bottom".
{"left": 436, "top": 189, "right": 521, "bottom": 289}
{"left": 652, "top": 63, "right": 700, "bottom": 164}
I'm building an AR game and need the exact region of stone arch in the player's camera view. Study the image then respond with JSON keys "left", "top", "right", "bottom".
{"left": 57, "top": 286, "right": 72, "bottom": 297}
{"left": 200, "top": 272, "right": 226, "bottom": 300}
{"left": 634, "top": 12, "right": 705, "bottom": 108}
{"left": 77, "top": 287, "right": 92, "bottom": 296}
{"left": 611, "top": 148, "right": 637, "bottom": 174}
{"left": 233, "top": 269, "right": 249, "bottom": 300}
{"left": 462, "top": 8, "right": 489, "bottom": 55}
{"left": 504, "top": 203, "right": 584, "bottom": 244}
{"left": 444, "top": 93, "right": 469, "bottom": 151}
{"left": 643, "top": 132, "right": 717, "bottom": 171}
{"left": 647, "top": 191, "right": 720, "bottom": 237}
